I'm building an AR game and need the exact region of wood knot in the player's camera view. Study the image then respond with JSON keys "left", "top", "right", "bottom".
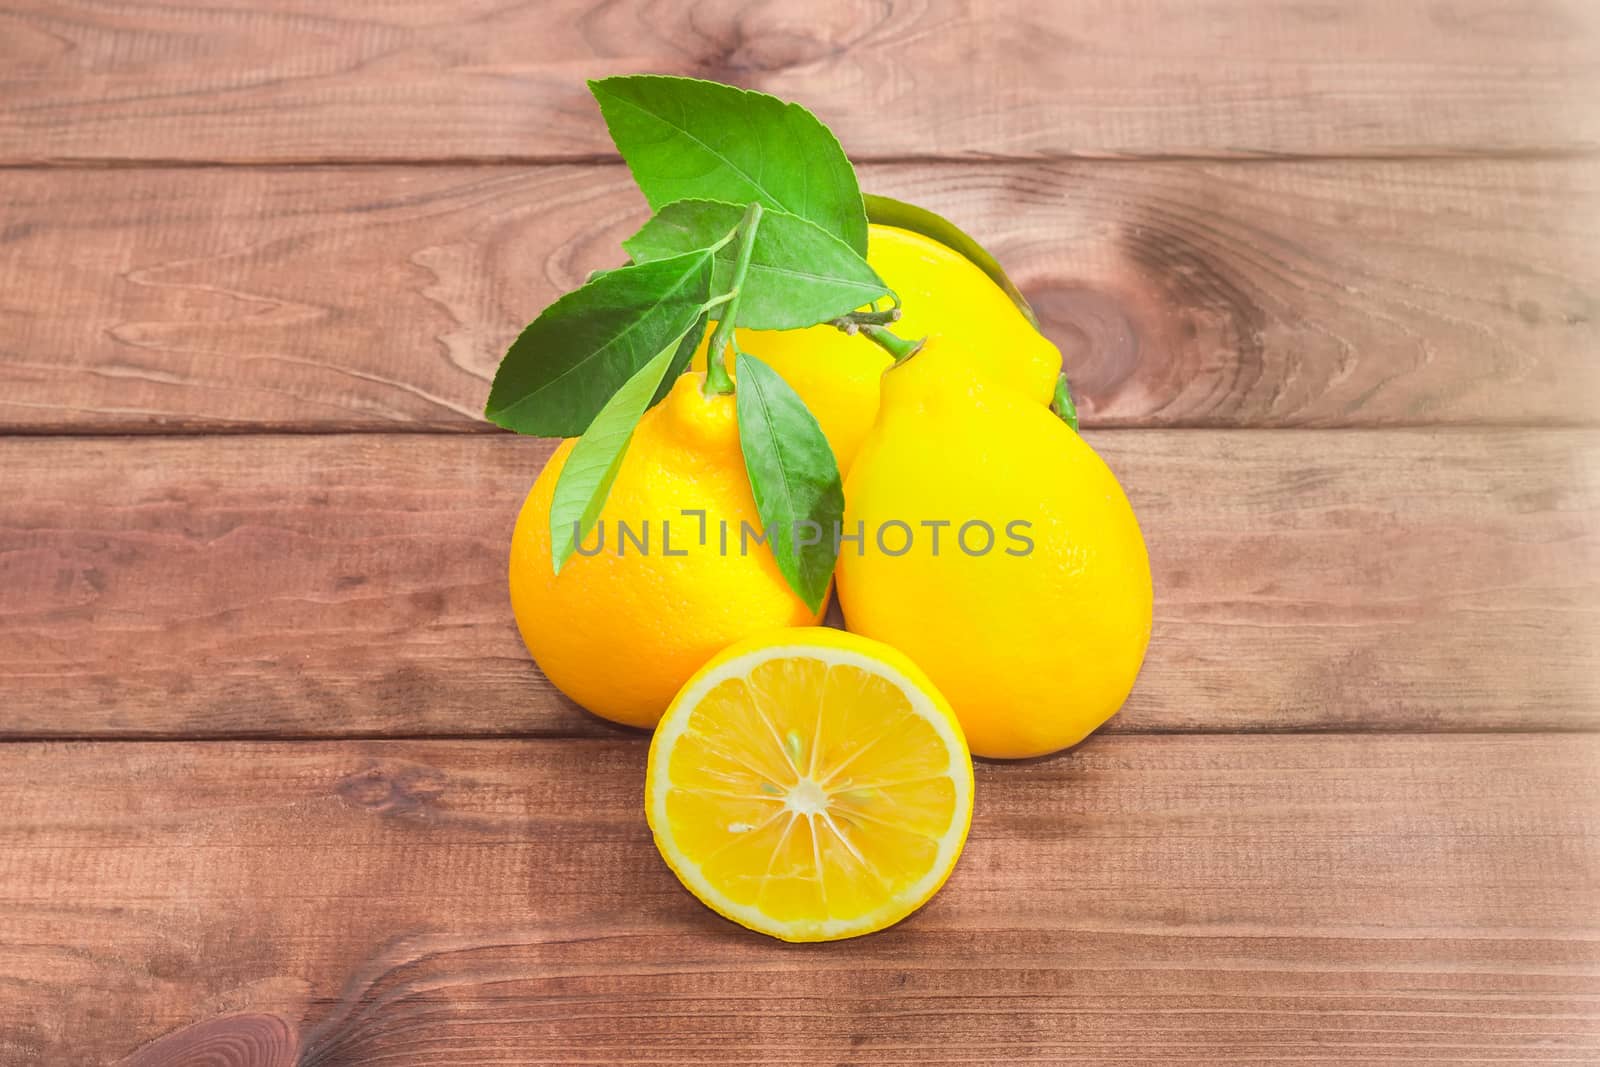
{"left": 696, "top": 38, "right": 825, "bottom": 82}
{"left": 119, "top": 1012, "right": 297, "bottom": 1067}
{"left": 335, "top": 762, "right": 446, "bottom": 818}
{"left": 690, "top": 14, "right": 845, "bottom": 85}
{"left": 1027, "top": 285, "right": 1142, "bottom": 410}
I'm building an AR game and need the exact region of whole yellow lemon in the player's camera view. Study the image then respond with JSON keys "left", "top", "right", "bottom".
{"left": 509, "top": 372, "right": 823, "bottom": 728}
{"left": 836, "top": 338, "right": 1152, "bottom": 759}
{"left": 693, "top": 223, "right": 1061, "bottom": 471}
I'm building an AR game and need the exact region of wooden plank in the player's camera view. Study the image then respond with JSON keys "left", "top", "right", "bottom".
{"left": 2, "top": 1, "right": 1596, "bottom": 163}
{"left": 2, "top": 160, "right": 1597, "bottom": 433}
{"left": 0, "top": 735, "right": 1595, "bottom": 1064}
{"left": 118, "top": 1013, "right": 298, "bottom": 1067}
{"left": 2, "top": 430, "right": 1594, "bottom": 739}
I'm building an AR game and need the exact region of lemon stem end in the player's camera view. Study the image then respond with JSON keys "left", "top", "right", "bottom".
{"left": 858, "top": 324, "right": 924, "bottom": 363}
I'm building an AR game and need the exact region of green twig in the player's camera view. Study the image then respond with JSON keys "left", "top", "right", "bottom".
{"left": 829, "top": 306, "right": 903, "bottom": 333}
{"left": 1052, "top": 374, "right": 1079, "bottom": 432}
{"left": 701, "top": 202, "right": 765, "bottom": 396}
{"left": 856, "top": 323, "right": 923, "bottom": 363}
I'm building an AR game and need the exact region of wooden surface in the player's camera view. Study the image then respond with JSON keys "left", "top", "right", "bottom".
{"left": 4, "top": 160, "right": 1597, "bottom": 432}
{"left": 4, "top": 735, "right": 1598, "bottom": 1064}
{"left": 3, "top": 430, "right": 1596, "bottom": 739}
{"left": 2, "top": 1, "right": 1597, "bottom": 1064}
{"left": 3, "top": 1, "right": 1598, "bottom": 163}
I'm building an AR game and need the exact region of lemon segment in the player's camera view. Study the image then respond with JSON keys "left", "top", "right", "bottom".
{"left": 646, "top": 628, "right": 974, "bottom": 942}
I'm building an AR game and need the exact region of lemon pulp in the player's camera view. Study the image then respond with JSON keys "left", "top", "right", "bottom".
{"left": 646, "top": 628, "right": 973, "bottom": 942}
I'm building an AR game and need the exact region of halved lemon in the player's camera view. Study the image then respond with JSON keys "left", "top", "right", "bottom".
{"left": 646, "top": 627, "right": 974, "bottom": 942}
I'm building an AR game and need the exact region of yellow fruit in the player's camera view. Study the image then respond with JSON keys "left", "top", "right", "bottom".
{"left": 836, "top": 338, "right": 1152, "bottom": 759}
{"left": 692, "top": 223, "right": 1061, "bottom": 470}
{"left": 647, "top": 626, "right": 973, "bottom": 942}
{"left": 509, "top": 373, "right": 822, "bottom": 728}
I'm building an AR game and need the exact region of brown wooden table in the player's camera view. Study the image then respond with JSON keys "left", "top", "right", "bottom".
{"left": 3, "top": 3, "right": 1598, "bottom": 1063}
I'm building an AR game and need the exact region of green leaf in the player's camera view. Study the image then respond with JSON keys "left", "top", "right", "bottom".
{"left": 651, "top": 311, "right": 708, "bottom": 407}
{"left": 591, "top": 75, "right": 867, "bottom": 255}
{"left": 624, "top": 199, "right": 890, "bottom": 330}
{"left": 485, "top": 249, "right": 714, "bottom": 437}
{"left": 549, "top": 327, "right": 691, "bottom": 573}
{"left": 734, "top": 352, "right": 843, "bottom": 613}
{"left": 864, "top": 193, "right": 1041, "bottom": 331}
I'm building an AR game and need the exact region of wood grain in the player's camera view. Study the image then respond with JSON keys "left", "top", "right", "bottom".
{"left": 2, "top": 0, "right": 1596, "bottom": 164}
{"left": 2, "top": 735, "right": 1595, "bottom": 1064}
{"left": 2, "top": 159, "right": 1596, "bottom": 433}
{"left": 3, "top": 5, "right": 1594, "bottom": 1062}
{"left": 118, "top": 1013, "right": 298, "bottom": 1067}
{"left": 2, "top": 430, "right": 1594, "bottom": 739}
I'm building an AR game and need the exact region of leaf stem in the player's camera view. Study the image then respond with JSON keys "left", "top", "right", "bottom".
{"left": 1052, "top": 373, "right": 1080, "bottom": 431}
{"left": 856, "top": 324, "right": 923, "bottom": 363}
{"left": 702, "top": 202, "right": 765, "bottom": 396}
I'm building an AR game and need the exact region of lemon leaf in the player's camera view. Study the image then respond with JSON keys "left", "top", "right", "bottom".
{"left": 624, "top": 199, "right": 890, "bottom": 330}
{"left": 651, "top": 311, "right": 709, "bottom": 407}
{"left": 485, "top": 249, "right": 714, "bottom": 437}
{"left": 734, "top": 352, "right": 843, "bottom": 613}
{"left": 864, "top": 193, "right": 1041, "bottom": 331}
{"left": 591, "top": 75, "right": 867, "bottom": 255}
{"left": 548, "top": 325, "right": 695, "bottom": 574}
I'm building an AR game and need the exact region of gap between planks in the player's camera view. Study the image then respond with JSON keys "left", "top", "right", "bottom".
{"left": 7, "top": 421, "right": 1600, "bottom": 440}
{"left": 4, "top": 727, "right": 1600, "bottom": 746}
{"left": 1, "top": 146, "right": 1599, "bottom": 170}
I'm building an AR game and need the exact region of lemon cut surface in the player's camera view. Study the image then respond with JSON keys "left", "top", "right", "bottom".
{"left": 646, "top": 628, "right": 973, "bottom": 942}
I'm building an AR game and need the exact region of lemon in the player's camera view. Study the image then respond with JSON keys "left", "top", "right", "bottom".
{"left": 836, "top": 338, "right": 1153, "bottom": 759}
{"left": 692, "top": 223, "right": 1061, "bottom": 471}
{"left": 509, "top": 373, "right": 822, "bottom": 729}
{"left": 646, "top": 627, "right": 974, "bottom": 942}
